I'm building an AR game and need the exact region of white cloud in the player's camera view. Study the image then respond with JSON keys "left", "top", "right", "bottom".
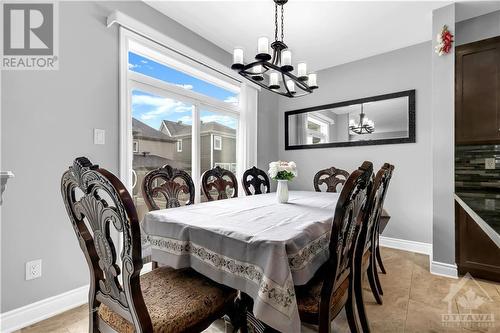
{"left": 132, "top": 94, "right": 191, "bottom": 121}
{"left": 177, "top": 115, "right": 193, "bottom": 124}
{"left": 224, "top": 95, "right": 239, "bottom": 106}
{"left": 128, "top": 63, "right": 139, "bottom": 70}
{"left": 140, "top": 59, "right": 148, "bottom": 64}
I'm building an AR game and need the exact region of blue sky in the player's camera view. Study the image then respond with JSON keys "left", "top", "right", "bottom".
{"left": 129, "top": 52, "right": 238, "bottom": 130}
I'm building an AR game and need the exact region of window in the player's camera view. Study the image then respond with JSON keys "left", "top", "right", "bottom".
{"left": 213, "top": 135, "right": 222, "bottom": 150}
{"left": 122, "top": 31, "right": 241, "bottom": 211}
{"left": 306, "top": 116, "right": 329, "bottom": 144}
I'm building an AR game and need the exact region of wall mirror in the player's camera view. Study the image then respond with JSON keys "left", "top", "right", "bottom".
{"left": 285, "top": 90, "right": 415, "bottom": 149}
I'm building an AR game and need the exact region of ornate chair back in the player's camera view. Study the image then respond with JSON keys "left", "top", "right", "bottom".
{"left": 242, "top": 166, "right": 270, "bottom": 195}
{"left": 357, "top": 163, "right": 394, "bottom": 254}
{"left": 142, "top": 165, "right": 195, "bottom": 210}
{"left": 201, "top": 166, "right": 238, "bottom": 201}
{"left": 313, "top": 166, "right": 350, "bottom": 193}
{"left": 317, "top": 161, "right": 373, "bottom": 328}
{"left": 61, "top": 157, "right": 152, "bottom": 332}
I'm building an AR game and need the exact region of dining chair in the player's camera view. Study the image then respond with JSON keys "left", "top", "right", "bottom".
{"left": 61, "top": 157, "right": 240, "bottom": 333}
{"left": 142, "top": 164, "right": 195, "bottom": 210}
{"left": 353, "top": 163, "right": 394, "bottom": 333}
{"left": 295, "top": 161, "right": 373, "bottom": 333}
{"left": 201, "top": 166, "right": 238, "bottom": 201}
{"left": 313, "top": 166, "right": 350, "bottom": 193}
{"left": 242, "top": 166, "right": 270, "bottom": 195}
{"left": 142, "top": 164, "right": 195, "bottom": 270}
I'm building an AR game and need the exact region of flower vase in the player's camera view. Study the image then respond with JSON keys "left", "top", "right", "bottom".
{"left": 276, "top": 180, "right": 289, "bottom": 204}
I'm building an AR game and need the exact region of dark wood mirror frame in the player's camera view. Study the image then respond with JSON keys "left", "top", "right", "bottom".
{"left": 284, "top": 90, "right": 416, "bottom": 150}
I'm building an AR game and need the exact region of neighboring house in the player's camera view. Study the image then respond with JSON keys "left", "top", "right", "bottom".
{"left": 132, "top": 118, "right": 185, "bottom": 216}
{"left": 160, "top": 120, "right": 237, "bottom": 174}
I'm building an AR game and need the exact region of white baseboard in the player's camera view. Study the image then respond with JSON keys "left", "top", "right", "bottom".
{"left": 379, "top": 236, "right": 432, "bottom": 255}
{"left": 430, "top": 261, "right": 458, "bottom": 279}
{"left": 0, "top": 285, "right": 89, "bottom": 333}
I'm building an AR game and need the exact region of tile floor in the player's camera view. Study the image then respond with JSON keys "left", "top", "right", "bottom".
{"left": 16, "top": 248, "right": 500, "bottom": 333}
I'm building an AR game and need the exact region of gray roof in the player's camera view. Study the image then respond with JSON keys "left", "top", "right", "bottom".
{"left": 133, "top": 118, "right": 176, "bottom": 142}
{"left": 161, "top": 120, "right": 236, "bottom": 137}
{"left": 133, "top": 153, "right": 189, "bottom": 170}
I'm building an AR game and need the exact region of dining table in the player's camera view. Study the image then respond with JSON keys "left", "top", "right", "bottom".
{"left": 141, "top": 190, "right": 340, "bottom": 333}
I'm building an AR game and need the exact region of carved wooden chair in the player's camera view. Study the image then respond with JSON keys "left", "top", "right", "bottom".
{"left": 353, "top": 163, "right": 394, "bottom": 332}
{"left": 295, "top": 161, "right": 373, "bottom": 333}
{"left": 142, "top": 164, "right": 195, "bottom": 210}
{"left": 313, "top": 166, "right": 350, "bottom": 193}
{"left": 201, "top": 166, "right": 238, "bottom": 201}
{"left": 61, "top": 157, "right": 239, "bottom": 333}
{"left": 242, "top": 166, "right": 270, "bottom": 195}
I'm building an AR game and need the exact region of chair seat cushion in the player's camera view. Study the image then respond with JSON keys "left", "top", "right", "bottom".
{"left": 295, "top": 270, "right": 350, "bottom": 323}
{"left": 98, "top": 267, "right": 236, "bottom": 333}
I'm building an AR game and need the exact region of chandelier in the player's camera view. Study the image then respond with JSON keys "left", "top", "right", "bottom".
{"left": 231, "top": 0, "right": 318, "bottom": 98}
{"left": 349, "top": 104, "right": 375, "bottom": 134}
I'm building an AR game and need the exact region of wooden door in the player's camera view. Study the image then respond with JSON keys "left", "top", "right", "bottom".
{"left": 456, "top": 36, "right": 500, "bottom": 144}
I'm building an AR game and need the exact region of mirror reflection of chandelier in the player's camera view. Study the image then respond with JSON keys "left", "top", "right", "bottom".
{"left": 349, "top": 104, "right": 375, "bottom": 134}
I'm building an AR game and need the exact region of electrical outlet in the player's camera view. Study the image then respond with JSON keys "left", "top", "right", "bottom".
{"left": 26, "top": 259, "right": 42, "bottom": 280}
{"left": 485, "top": 158, "right": 496, "bottom": 170}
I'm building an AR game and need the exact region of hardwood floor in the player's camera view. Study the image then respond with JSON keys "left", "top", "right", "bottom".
{"left": 16, "top": 248, "right": 500, "bottom": 333}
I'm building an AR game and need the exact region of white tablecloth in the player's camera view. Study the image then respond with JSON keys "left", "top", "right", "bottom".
{"left": 141, "top": 191, "right": 339, "bottom": 333}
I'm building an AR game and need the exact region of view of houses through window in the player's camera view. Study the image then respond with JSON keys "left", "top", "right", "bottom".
{"left": 128, "top": 47, "right": 239, "bottom": 218}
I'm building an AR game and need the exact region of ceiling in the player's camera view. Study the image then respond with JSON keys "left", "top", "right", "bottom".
{"left": 146, "top": 0, "right": 454, "bottom": 72}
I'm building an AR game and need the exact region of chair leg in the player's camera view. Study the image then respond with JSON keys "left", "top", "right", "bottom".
{"left": 151, "top": 261, "right": 158, "bottom": 270}
{"left": 345, "top": 296, "right": 360, "bottom": 333}
{"left": 367, "top": 261, "right": 383, "bottom": 304}
{"left": 354, "top": 271, "right": 371, "bottom": 333}
{"left": 375, "top": 244, "right": 386, "bottom": 274}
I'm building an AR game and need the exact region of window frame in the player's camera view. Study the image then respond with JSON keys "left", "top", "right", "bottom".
{"left": 177, "top": 139, "right": 183, "bottom": 152}
{"left": 213, "top": 135, "right": 222, "bottom": 151}
{"left": 121, "top": 29, "right": 241, "bottom": 204}
{"left": 132, "top": 140, "right": 139, "bottom": 153}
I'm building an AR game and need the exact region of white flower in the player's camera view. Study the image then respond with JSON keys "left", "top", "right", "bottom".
{"left": 268, "top": 160, "right": 298, "bottom": 180}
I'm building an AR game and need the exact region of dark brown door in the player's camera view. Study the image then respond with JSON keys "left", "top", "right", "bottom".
{"left": 456, "top": 36, "right": 500, "bottom": 144}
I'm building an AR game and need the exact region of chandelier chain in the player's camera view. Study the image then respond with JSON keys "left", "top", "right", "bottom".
{"left": 274, "top": 3, "right": 278, "bottom": 42}
{"left": 281, "top": 4, "right": 284, "bottom": 42}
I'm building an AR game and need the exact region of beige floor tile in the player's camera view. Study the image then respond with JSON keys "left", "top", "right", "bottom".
{"left": 14, "top": 248, "right": 500, "bottom": 333}
{"left": 405, "top": 299, "right": 462, "bottom": 333}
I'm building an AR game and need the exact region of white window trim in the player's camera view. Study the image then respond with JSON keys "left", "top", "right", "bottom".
{"left": 214, "top": 135, "right": 222, "bottom": 150}
{"left": 132, "top": 140, "right": 139, "bottom": 153}
{"left": 120, "top": 28, "right": 243, "bottom": 204}
{"left": 177, "top": 139, "right": 183, "bottom": 152}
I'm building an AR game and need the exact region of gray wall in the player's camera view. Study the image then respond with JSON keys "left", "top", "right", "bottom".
{"left": 431, "top": 4, "right": 456, "bottom": 266}
{"left": 456, "top": 10, "right": 500, "bottom": 45}
{"left": 1, "top": 0, "right": 268, "bottom": 313}
{"left": 278, "top": 42, "right": 433, "bottom": 244}
{"left": 257, "top": 89, "right": 279, "bottom": 191}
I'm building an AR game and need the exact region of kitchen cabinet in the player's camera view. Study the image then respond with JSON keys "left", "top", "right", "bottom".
{"left": 456, "top": 36, "right": 500, "bottom": 144}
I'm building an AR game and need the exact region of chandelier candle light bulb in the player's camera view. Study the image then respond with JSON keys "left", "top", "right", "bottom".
{"left": 269, "top": 72, "right": 280, "bottom": 89}
{"left": 308, "top": 73, "right": 318, "bottom": 89}
{"left": 257, "top": 37, "right": 271, "bottom": 60}
{"left": 252, "top": 65, "right": 264, "bottom": 81}
{"left": 281, "top": 50, "right": 293, "bottom": 71}
{"left": 286, "top": 80, "right": 296, "bottom": 94}
{"left": 232, "top": 48, "right": 244, "bottom": 69}
{"left": 297, "top": 62, "right": 307, "bottom": 81}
